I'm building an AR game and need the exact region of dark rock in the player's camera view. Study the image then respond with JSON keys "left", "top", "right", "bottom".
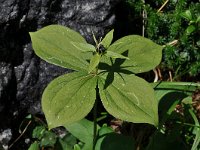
{"left": 0, "top": 0, "right": 121, "bottom": 148}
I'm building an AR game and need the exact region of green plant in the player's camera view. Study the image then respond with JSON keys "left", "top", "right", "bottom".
{"left": 25, "top": 81, "right": 200, "bottom": 150}
{"left": 29, "top": 25, "right": 163, "bottom": 149}
{"left": 28, "top": 118, "right": 136, "bottom": 150}
{"left": 147, "top": 81, "right": 200, "bottom": 150}
{"left": 125, "top": 0, "right": 200, "bottom": 79}
{"left": 28, "top": 124, "right": 78, "bottom": 150}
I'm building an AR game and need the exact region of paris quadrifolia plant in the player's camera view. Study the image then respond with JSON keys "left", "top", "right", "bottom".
{"left": 29, "top": 24, "right": 163, "bottom": 146}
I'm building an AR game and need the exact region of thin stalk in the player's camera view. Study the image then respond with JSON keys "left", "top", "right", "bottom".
{"left": 93, "top": 85, "right": 99, "bottom": 150}
{"left": 176, "top": 121, "right": 200, "bottom": 128}
{"left": 157, "top": 0, "right": 169, "bottom": 13}
{"left": 142, "top": 0, "right": 146, "bottom": 37}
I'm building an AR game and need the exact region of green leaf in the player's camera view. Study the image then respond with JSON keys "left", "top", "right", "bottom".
{"left": 189, "top": 109, "right": 200, "bottom": 150}
{"left": 82, "top": 142, "right": 93, "bottom": 150}
{"left": 105, "top": 51, "right": 129, "bottom": 59}
{"left": 101, "top": 29, "right": 114, "bottom": 49}
{"left": 95, "top": 125, "right": 135, "bottom": 150}
{"left": 56, "top": 134, "right": 77, "bottom": 150}
{"left": 186, "top": 25, "right": 196, "bottom": 34}
{"left": 88, "top": 53, "right": 101, "bottom": 73}
{"left": 64, "top": 119, "right": 100, "bottom": 150}
{"left": 98, "top": 73, "right": 158, "bottom": 126}
{"left": 180, "top": 10, "right": 193, "bottom": 21}
{"left": 64, "top": 119, "right": 100, "bottom": 144}
{"left": 71, "top": 42, "right": 96, "bottom": 52}
{"left": 95, "top": 125, "right": 113, "bottom": 150}
{"left": 40, "top": 131, "right": 57, "bottom": 147}
{"left": 182, "top": 96, "right": 192, "bottom": 105}
{"left": 196, "top": 16, "right": 200, "bottom": 23}
{"left": 32, "top": 126, "right": 46, "bottom": 140}
{"left": 151, "top": 82, "right": 200, "bottom": 93}
{"left": 107, "top": 35, "right": 163, "bottom": 73}
{"left": 151, "top": 81, "right": 200, "bottom": 127}
{"left": 42, "top": 72, "right": 97, "bottom": 129}
{"left": 28, "top": 141, "right": 40, "bottom": 150}
{"left": 30, "top": 25, "right": 91, "bottom": 72}
{"left": 74, "top": 144, "right": 81, "bottom": 150}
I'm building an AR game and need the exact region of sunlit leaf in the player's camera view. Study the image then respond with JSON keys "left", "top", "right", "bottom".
{"left": 30, "top": 25, "right": 91, "bottom": 72}
{"left": 107, "top": 35, "right": 163, "bottom": 73}
{"left": 101, "top": 29, "right": 114, "bottom": 49}
{"left": 42, "top": 72, "right": 97, "bottom": 129}
{"left": 71, "top": 42, "right": 96, "bottom": 52}
{"left": 98, "top": 73, "right": 158, "bottom": 126}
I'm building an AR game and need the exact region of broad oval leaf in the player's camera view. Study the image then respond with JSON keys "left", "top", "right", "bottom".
{"left": 98, "top": 73, "right": 158, "bottom": 126}
{"left": 101, "top": 29, "right": 114, "bottom": 49}
{"left": 30, "top": 25, "right": 91, "bottom": 72}
{"left": 42, "top": 72, "right": 97, "bottom": 129}
{"left": 107, "top": 35, "right": 163, "bottom": 73}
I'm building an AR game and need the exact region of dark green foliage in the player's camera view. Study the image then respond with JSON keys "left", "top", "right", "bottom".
{"left": 126, "top": 0, "right": 200, "bottom": 78}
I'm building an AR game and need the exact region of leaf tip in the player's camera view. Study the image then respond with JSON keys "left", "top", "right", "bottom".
{"left": 29, "top": 32, "right": 34, "bottom": 37}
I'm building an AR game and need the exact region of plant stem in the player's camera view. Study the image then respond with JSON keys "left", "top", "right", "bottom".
{"left": 93, "top": 85, "right": 98, "bottom": 150}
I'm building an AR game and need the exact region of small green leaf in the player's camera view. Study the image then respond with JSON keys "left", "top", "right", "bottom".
{"left": 32, "top": 126, "right": 46, "bottom": 140}
{"left": 98, "top": 73, "right": 158, "bottom": 126}
{"left": 25, "top": 114, "right": 32, "bottom": 119}
{"left": 71, "top": 42, "right": 96, "bottom": 52}
{"left": 105, "top": 51, "right": 129, "bottom": 59}
{"left": 180, "top": 10, "right": 193, "bottom": 21}
{"left": 95, "top": 125, "right": 114, "bottom": 150}
{"left": 42, "top": 72, "right": 97, "bottom": 129}
{"left": 40, "top": 131, "right": 57, "bottom": 147}
{"left": 106, "top": 35, "right": 163, "bottom": 73}
{"left": 88, "top": 53, "right": 101, "bottom": 73}
{"left": 57, "top": 134, "right": 77, "bottom": 150}
{"left": 74, "top": 144, "right": 81, "bottom": 150}
{"left": 182, "top": 96, "right": 192, "bottom": 105}
{"left": 28, "top": 141, "right": 40, "bottom": 150}
{"left": 186, "top": 25, "right": 196, "bottom": 34}
{"left": 30, "top": 25, "right": 91, "bottom": 72}
{"left": 101, "top": 29, "right": 114, "bottom": 49}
